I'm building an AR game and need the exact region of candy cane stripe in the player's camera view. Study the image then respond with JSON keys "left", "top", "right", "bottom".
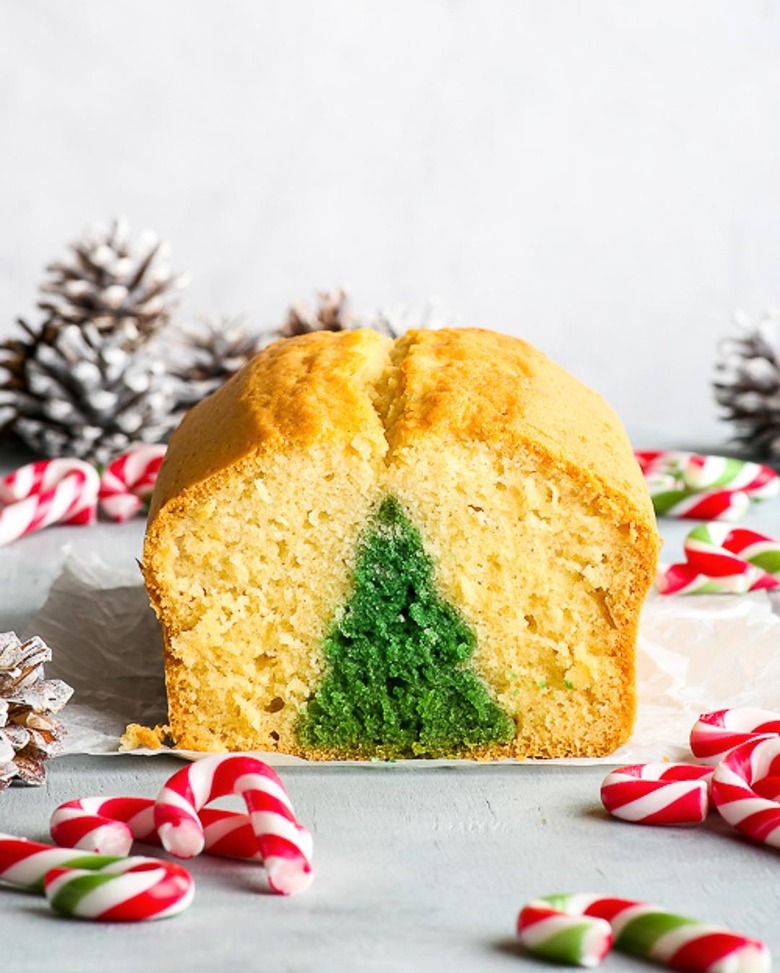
{"left": 670, "top": 936, "right": 768, "bottom": 973}
{"left": 68, "top": 866, "right": 165, "bottom": 918}
{"left": 519, "top": 910, "right": 611, "bottom": 967}
{"left": 97, "top": 445, "right": 166, "bottom": 522}
{"left": 659, "top": 524, "right": 780, "bottom": 596}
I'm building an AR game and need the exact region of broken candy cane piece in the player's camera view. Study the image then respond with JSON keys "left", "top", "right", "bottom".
{"left": 0, "top": 833, "right": 193, "bottom": 922}
{"left": 0, "top": 832, "right": 122, "bottom": 892}
{"left": 600, "top": 763, "right": 712, "bottom": 825}
{"left": 44, "top": 856, "right": 194, "bottom": 922}
{"left": 635, "top": 450, "right": 778, "bottom": 521}
{"left": 517, "top": 895, "right": 612, "bottom": 967}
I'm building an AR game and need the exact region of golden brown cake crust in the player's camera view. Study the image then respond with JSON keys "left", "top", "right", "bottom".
{"left": 385, "top": 328, "right": 652, "bottom": 518}
{"left": 150, "top": 327, "right": 652, "bottom": 526}
{"left": 148, "top": 328, "right": 393, "bottom": 522}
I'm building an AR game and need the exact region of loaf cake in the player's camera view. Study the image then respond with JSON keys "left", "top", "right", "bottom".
{"left": 142, "top": 327, "right": 660, "bottom": 759}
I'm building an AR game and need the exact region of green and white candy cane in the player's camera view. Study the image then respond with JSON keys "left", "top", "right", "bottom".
{"left": 44, "top": 856, "right": 194, "bottom": 922}
{"left": 517, "top": 893, "right": 770, "bottom": 972}
{"left": 0, "top": 832, "right": 123, "bottom": 892}
{"left": 635, "top": 449, "right": 779, "bottom": 522}
{"left": 517, "top": 895, "right": 612, "bottom": 967}
{"left": 0, "top": 833, "right": 194, "bottom": 922}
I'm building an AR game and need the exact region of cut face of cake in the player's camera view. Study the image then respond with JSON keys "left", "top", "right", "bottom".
{"left": 143, "top": 327, "right": 660, "bottom": 759}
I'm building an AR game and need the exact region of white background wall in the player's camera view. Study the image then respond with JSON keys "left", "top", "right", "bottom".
{"left": 2, "top": 0, "right": 780, "bottom": 440}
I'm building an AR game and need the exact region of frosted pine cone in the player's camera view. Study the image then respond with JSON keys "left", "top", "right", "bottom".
{"left": 715, "top": 310, "right": 780, "bottom": 459}
{"left": 0, "top": 217, "right": 188, "bottom": 452}
{"left": 277, "top": 288, "right": 447, "bottom": 340}
{"left": 164, "top": 317, "right": 265, "bottom": 413}
{"left": 36, "top": 216, "right": 188, "bottom": 345}
{"left": 0, "top": 632, "right": 73, "bottom": 789}
{"left": 369, "top": 298, "right": 453, "bottom": 338}
{"left": 278, "top": 288, "right": 358, "bottom": 338}
{"left": 2, "top": 322, "right": 179, "bottom": 465}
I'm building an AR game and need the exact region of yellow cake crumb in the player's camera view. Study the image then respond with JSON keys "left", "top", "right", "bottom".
{"left": 119, "top": 723, "right": 170, "bottom": 751}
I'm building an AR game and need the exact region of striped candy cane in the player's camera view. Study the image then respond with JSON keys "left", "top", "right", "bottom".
{"left": 683, "top": 453, "right": 779, "bottom": 499}
{"left": 635, "top": 450, "right": 778, "bottom": 521}
{"left": 690, "top": 708, "right": 780, "bottom": 765}
{"left": 44, "top": 857, "right": 194, "bottom": 922}
{"left": 51, "top": 794, "right": 262, "bottom": 861}
{"left": 154, "top": 754, "right": 314, "bottom": 895}
{"left": 656, "top": 524, "right": 780, "bottom": 595}
{"left": 650, "top": 488, "right": 751, "bottom": 522}
{"left": 518, "top": 893, "right": 770, "bottom": 973}
{"left": 711, "top": 737, "right": 780, "bottom": 848}
{"left": 517, "top": 895, "right": 612, "bottom": 967}
{"left": 600, "top": 763, "right": 712, "bottom": 825}
{"left": 655, "top": 562, "right": 759, "bottom": 596}
{"left": 0, "top": 833, "right": 193, "bottom": 922}
{"left": 0, "top": 459, "right": 99, "bottom": 546}
{"left": 97, "top": 445, "right": 166, "bottom": 522}
{"left": 683, "top": 525, "right": 780, "bottom": 589}
{"left": 0, "top": 832, "right": 123, "bottom": 892}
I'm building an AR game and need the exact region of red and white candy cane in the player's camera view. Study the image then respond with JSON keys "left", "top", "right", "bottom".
{"left": 98, "top": 445, "right": 166, "bottom": 522}
{"left": 711, "top": 736, "right": 780, "bottom": 848}
{"left": 50, "top": 795, "right": 262, "bottom": 861}
{"left": 0, "top": 459, "right": 99, "bottom": 546}
{"left": 518, "top": 893, "right": 770, "bottom": 973}
{"left": 44, "top": 856, "right": 194, "bottom": 922}
{"left": 154, "top": 754, "right": 314, "bottom": 895}
{"left": 690, "top": 708, "right": 780, "bottom": 765}
{"left": 600, "top": 763, "right": 713, "bottom": 826}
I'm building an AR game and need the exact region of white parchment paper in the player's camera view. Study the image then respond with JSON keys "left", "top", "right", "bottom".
{"left": 28, "top": 551, "right": 780, "bottom": 766}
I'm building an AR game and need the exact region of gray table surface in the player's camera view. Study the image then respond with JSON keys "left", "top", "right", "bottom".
{"left": 1, "top": 431, "right": 779, "bottom": 972}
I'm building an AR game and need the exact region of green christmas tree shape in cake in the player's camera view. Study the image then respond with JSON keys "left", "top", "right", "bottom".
{"left": 298, "top": 496, "right": 514, "bottom": 757}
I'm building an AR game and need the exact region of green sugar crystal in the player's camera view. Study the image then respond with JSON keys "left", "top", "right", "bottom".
{"left": 298, "top": 495, "right": 514, "bottom": 757}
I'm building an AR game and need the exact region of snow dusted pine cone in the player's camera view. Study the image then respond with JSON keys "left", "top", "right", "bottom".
{"left": 0, "top": 217, "right": 187, "bottom": 461}
{"left": 715, "top": 310, "right": 780, "bottom": 460}
{"left": 0, "top": 632, "right": 73, "bottom": 789}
